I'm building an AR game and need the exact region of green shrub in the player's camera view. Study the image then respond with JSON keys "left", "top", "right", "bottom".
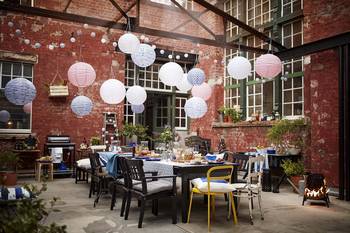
{"left": 281, "top": 160, "right": 304, "bottom": 177}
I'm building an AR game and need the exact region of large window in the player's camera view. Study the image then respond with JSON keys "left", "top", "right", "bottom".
{"left": 150, "top": 0, "right": 193, "bottom": 10}
{"left": 224, "top": 0, "right": 241, "bottom": 38}
{"left": 175, "top": 97, "right": 187, "bottom": 129}
{"left": 281, "top": 0, "right": 302, "bottom": 16}
{"left": 247, "top": 0, "right": 271, "bottom": 27}
{"left": 282, "top": 20, "right": 304, "bottom": 118}
{"left": 224, "top": 49, "right": 241, "bottom": 108}
{"left": 0, "top": 61, "right": 33, "bottom": 133}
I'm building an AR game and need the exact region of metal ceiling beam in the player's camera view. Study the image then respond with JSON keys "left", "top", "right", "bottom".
{"left": 170, "top": 0, "right": 216, "bottom": 39}
{"left": 276, "top": 31, "right": 350, "bottom": 60}
{"left": 114, "top": 1, "right": 136, "bottom": 22}
{"left": 192, "top": 0, "right": 286, "bottom": 51}
{"left": 63, "top": 0, "right": 73, "bottom": 13}
{"left": 0, "top": 2, "right": 267, "bottom": 53}
{"left": 108, "top": 0, "right": 128, "bottom": 20}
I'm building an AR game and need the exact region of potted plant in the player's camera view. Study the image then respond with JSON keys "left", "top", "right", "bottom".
{"left": 225, "top": 107, "right": 242, "bottom": 123}
{"left": 281, "top": 159, "right": 305, "bottom": 188}
{"left": 267, "top": 119, "right": 308, "bottom": 154}
{"left": 121, "top": 123, "right": 149, "bottom": 144}
{"left": 0, "top": 151, "right": 19, "bottom": 186}
{"left": 217, "top": 106, "right": 226, "bottom": 123}
{"left": 90, "top": 136, "right": 101, "bottom": 146}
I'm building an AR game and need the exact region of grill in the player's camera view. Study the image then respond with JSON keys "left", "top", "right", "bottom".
{"left": 302, "top": 173, "right": 330, "bottom": 207}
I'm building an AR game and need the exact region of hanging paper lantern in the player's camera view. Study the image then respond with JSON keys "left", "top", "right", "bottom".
{"left": 159, "top": 62, "right": 184, "bottom": 87}
{"left": 100, "top": 79, "right": 126, "bottom": 104}
{"left": 68, "top": 62, "right": 96, "bottom": 87}
{"left": 191, "top": 82, "right": 212, "bottom": 101}
{"left": 4, "top": 78, "right": 36, "bottom": 105}
{"left": 0, "top": 110, "right": 10, "bottom": 123}
{"left": 255, "top": 54, "right": 282, "bottom": 79}
{"left": 118, "top": 33, "right": 140, "bottom": 54}
{"left": 70, "top": 96, "right": 93, "bottom": 117}
{"left": 176, "top": 74, "right": 193, "bottom": 92}
{"left": 23, "top": 102, "right": 32, "bottom": 114}
{"left": 131, "top": 104, "right": 145, "bottom": 114}
{"left": 187, "top": 68, "right": 205, "bottom": 86}
{"left": 184, "top": 97, "right": 208, "bottom": 119}
{"left": 126, "top": 85, "right": 147, "bottom": 105}
{"left": 227, "top": 56, "right": 252, "bottom": 80}
{"left": 131, "top": 44, "right": 156, "bottom": 68}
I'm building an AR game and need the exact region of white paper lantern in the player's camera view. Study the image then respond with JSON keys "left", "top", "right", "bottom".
{"left": 68, "top": 62, "right": 96, "bottom": 87}
{"left": 126, "top": 85, "right": 147, "bottom": 105}
{"left": 100, "top": 79, "right": 126, "bottom": 104}
{"left": 131, "top": 104, "right": 145, "bottom": 113}
{"left": 191, "top": 82, "right": 212, "bottom": 101}
{"left": 131, "top": 44, "right": 156, "bottom": 68}
{"left": 5, "top": 78, "right": 36, "bottom": 105}
{"left": 0, "top": 110, "right": 10, "bottom": 123}
{"left": 71, "top": 96, "right": 93, "bottom": 117}
{"left": 159, "top": 62, "right": 184, "bottom": 87}
{"left": 227, "top": 56, "right": 252, "bottom": 80}
{"left": 176, "top": 74, "right": 193, "bottom": 92}
{"left": 184, "top": 97, "right": 208, "bottom": 119}
{"left": 118, "top": 33, "right": 140, "bottom": 54}
{"left": 23, "top": 102, "right": 32, "bottom": 114}
{"left": 187, "top": 68, "right": 205, "bottom": 86}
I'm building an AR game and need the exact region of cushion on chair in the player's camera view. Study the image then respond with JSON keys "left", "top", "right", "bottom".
{"left": 76, "top": 158, "right": 91, "bottom": 169}
{"left": 191, "top": 178, "right": 236, "bottom": 193}
{"left": 0, "top": 187, "right": 31, "bottom": 200}
{"left": 231, "top": 183, "right": 258, "bottom": 190}
{"left": 133, "top": 180, "right": 173, "bottom": 194}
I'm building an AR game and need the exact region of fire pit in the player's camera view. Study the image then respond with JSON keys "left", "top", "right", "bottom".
{"left": 302, "top": 173, "right": 330, "bottom": 207}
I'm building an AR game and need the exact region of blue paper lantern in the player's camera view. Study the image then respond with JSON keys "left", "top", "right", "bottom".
{"left": 131, "top": 104, "right": 145, "bottom": 113}
{"left": 0, "top": 110, "right": 10, "bottom": 123}
{"left": 4, "top": 78, "right": 36, "bottom": 105}
{"left": 70, "top": 96, "right": 93, "bottom": 117}
{"left": 187, "top": 68, "right": 205, "bottom": 86}
{"left": 131, "top": 44, "right": 156, "bottom": 68}
{"left": 184, "top": 97, "right": 208, "bottom": 119}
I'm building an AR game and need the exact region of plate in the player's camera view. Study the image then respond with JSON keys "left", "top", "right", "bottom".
{"left": 134, "top": 156, "right": 150, "bottom": 160}
{"left": 208, "top": 161, "right": 225, "bottom": 164}
{"left": 145, "top": 158, "right": 161, "bottom": 161}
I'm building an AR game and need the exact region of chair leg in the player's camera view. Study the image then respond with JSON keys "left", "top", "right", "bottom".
{"left": 124, "top": 192, "right": 132, "bottom": 220}
{"left": 248, "top": 195, "right": 253, "bottom": 225}
{"left": 187, "top": 191, "right": 194, "bottom": 223}
{"left": 152, "top": 199, "right": 158, "bottom": 216}
{"left": 172, "top": 196, "right": 177, "bottom": 224}
{"left": 138, "top": 198, "right": 146, "bottom": 228}
{"left": 94, "top": 180, "right": 102, "bottom": 207}
{"left": 120, "top": 190, "right": 127, "bottom": 217}
{"left": 89, "top": 180, "right": 94, "bottom": 198}
{"left": 258, "top": 192, "right": 264, "bottom": 220}
{"left": 110, "top": 184, "right": 117, "bottom": 211}
{"left": 211, "top": 195, "right": 216, "bottom": 219}
{"left": 207, "top": 194, "right": 211, "bottom": 232}
{"left": 229, "top": 192, "right": 238, "bottom": 225}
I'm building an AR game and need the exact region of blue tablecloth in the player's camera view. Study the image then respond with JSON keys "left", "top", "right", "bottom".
{"left": 98, "top": 152, "right": 133, "bottom": 177}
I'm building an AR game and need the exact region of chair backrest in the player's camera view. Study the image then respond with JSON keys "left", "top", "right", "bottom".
{"left": 247, "top": 155, "right": 265, "bottom": 188}
{"left": 230, "top": 153, "right": 250, "bottom": 172}
{"left": 89, "top": 152, "right": 103, "bottom": 175}
{"left": 184, "top": 135, "right": 211, "bottom": 155}
{"left": 118, "top": 157, "right": 132, "bottom": 188}
{"left": 206, "top": 165, "right": 234, "bottom": 192}
{"left": 120, "top": 146, "right": 135, "bottom": 155}
{"left": 125, "top": 159, "right": 147, "bottom": 193}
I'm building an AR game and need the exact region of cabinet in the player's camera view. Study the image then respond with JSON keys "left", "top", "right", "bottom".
{"left": 102, "top": 112, "right": 120, "bottom": 147}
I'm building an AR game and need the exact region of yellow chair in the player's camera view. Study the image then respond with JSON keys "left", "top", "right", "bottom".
{"left": 187, "top": 165, "right": 238, "bottom": 231}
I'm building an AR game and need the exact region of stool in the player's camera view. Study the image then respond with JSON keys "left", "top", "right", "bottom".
{"left": 35, "top": 160, "right": 54, "bottom": 182}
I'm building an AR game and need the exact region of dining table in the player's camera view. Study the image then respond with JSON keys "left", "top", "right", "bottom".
{"left": 143, "top": 160, "right": 239, "bottom": 223}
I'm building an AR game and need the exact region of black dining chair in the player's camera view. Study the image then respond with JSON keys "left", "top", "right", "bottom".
{"left": 123, "top": 159, "right": 177, "bottom": 228}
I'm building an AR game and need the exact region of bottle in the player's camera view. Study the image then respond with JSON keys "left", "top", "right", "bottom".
{"left": 275, "top": 111, "right": 280, "bottom": 120}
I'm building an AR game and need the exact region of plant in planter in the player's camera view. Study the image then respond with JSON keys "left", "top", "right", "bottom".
{"left": 0, "top": 151, "right": 19, "bottom": 186}
{"left": 281, "top": 159, "right": 305, "bottom": 188}
{"left": 217, "top": 106, "right": 226, "bottom": 122}
{"left": 267, "top": 119, "right": 308, "bottom": 154}
{"left": 121, "top": 123, "right": 149, "bottom": 144}
{"left": 158, "top": 127, "right": 174, "bottom": 144}
{"left": 90, "top": 136, "right": 101, "bottom": 146}
{"left": 225, "top": 107, "right": 242, "bottom": 123}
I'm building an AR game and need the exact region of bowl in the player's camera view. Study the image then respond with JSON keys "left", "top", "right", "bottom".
{"left": 205, "top": 154, "right": 217, "bottom": 161}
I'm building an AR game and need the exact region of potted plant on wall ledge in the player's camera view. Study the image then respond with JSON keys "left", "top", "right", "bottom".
{"left": 0, "top": 151, "right": 19, "bottom": 186}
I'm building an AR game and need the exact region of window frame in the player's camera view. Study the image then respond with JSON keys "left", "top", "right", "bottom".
{"left": 175, "top": 96, "right": 188, "bottom": 130}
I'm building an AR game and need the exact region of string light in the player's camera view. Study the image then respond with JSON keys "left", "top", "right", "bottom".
{"left": 160, "top": 49, "right": 165, "bottom": 54}
{"left": 8, "top": 21, "right": 14, "bottom": 27}
{"left": 59, "top": 42, "right": 65, "bottom": 48}
{"left": 83, "top": 23, "right": 89, "bottom": 29}
{"left": 90, "top": 32, "right": 96, "bottom": 38}
{"left": 24, "top": 39, "right": 30, "bottom": 45}
{"left": 184, "top": 53, "right": 189, "bottom": 58}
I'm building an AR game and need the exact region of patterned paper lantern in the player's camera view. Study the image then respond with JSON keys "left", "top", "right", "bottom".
{"left": 227, "top": 56, "right": 252, "bottom": 80}
{"left": 70, "top": 96, "right": 93, "bottom": 117}
{"left": 23, "top": 102, "right": 32, "bottom": 114}
{"left": 68, "top": 62, "right": 96, "bottom": 87}
{"left": 118, "top": 33, "right": 140, "bottom": 54}
{"left": 191, "top": 82, "right": 212, "bottom": 101}
{"left": 126, "top": 85, "right": 147, "bottom": 105}
{"left": 184, "top": 97, "right": 208, "bottom": 119}
{"left": 131, "top": 104, "right": 145, "bottom": 114}
{"left": 176, "top": 74, "right": 193, "bottom": 92}
{"left": 187, "top": 68, "right": 205, "bottom": 86}
{"left": 4, "top": 78, "right": 36, "bottom": 105}
{"left": 100, "top": 79, "right": 126, "bottom": 104}
{"left": 255, "top": 54, "right": 282, "bottom": 79}
{"left": 131, "top": 44, "right": 156, "bottom": 68}
{"left": 159, "top": 62, "right": 184, "bottom": 87}
{"left": 0, "top": 110, "right": 10, "bottom": 123}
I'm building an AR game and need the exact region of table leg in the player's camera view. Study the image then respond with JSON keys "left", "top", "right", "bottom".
{"left": 181, "top": 175, "right": 189, "bottom": 223}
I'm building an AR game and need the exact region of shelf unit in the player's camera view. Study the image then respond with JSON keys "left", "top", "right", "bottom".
{"left": 102, "top": 112, "right": 120, "bottom": 147}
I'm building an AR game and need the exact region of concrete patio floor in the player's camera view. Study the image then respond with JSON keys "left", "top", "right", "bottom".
{"left": 24, "top": 178, "right": 350, "bottom": 233}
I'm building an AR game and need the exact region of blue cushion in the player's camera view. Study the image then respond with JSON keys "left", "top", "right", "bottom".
{"left": 0, "top": 187, "right": 32, "bottom": 200}
{"left": 201, "top": 177, "right": 227, "bottom": 183}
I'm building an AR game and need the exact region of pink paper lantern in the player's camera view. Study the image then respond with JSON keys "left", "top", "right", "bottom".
{"left": 255, "top": 54, "right": 282, "bottom": 79}
{"left": 68, "top": 62, "right": 96, "bottom": 87}
{"left": 191, "top": 82, "right": 212, "bottom": 101}
{"left": 23, "top": 102, "right": 32, "bottom": 114}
